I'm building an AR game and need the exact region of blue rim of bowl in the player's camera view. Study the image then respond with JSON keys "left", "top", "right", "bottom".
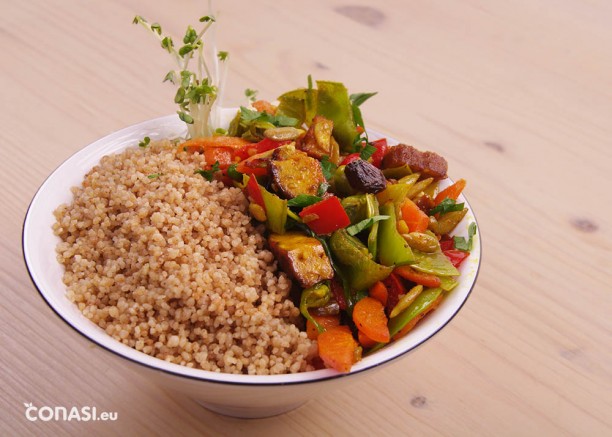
{"left": 22, "top": 123, "right": 481, "bottom": 387}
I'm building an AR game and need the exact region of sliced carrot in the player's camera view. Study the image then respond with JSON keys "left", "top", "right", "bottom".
{"left": 352, "top": 297, "right": 390, "bottom": 343}
{"left": 394, "top": 265, "right": 441, "bottom": 288}
{"left": 306, "top": 314, "right": 341, "bottom": 340}
{"left": 252, "top": 100, "right": 277, "bottom": 115}
{"left": 178, "top": 136, "right": 251, "bottom": 154}
{"left": 392, "top": 295, "right": 443, "bottom": 340}
{"left": 368, "top": 281, "right": 388, "bottom": 307}
{"left": 433, "top": 179, "right": 466, "bottom": 206}
{"left": 357, "top": 330, "right": 378, "bottom": 349}
{"left": 400, "top": 198, "right": 429, "bottom": 233}
{"left": 317, "top": 326, "right": 360, "bottom": 373}
{"left": 203, "top": 147, "right": 234, "bottom": 168}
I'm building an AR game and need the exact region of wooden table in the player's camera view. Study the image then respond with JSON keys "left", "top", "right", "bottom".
{"left": 2, "top": 0, "right": 611, "bottom": 435}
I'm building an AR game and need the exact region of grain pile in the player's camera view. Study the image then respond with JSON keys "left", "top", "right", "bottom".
{"left": 53, "top": 141, "right": 315, "bottom": 375}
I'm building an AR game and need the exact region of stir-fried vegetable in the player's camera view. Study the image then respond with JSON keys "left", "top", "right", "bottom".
{"left": 172, "top": 77, "right": 475, "bottom": 373}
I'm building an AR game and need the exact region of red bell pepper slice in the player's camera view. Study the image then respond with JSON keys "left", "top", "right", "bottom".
{"left": 245, "top": 176, "right": 266, "bottom": 211}
{"left": 330, "top": 278, "right": 347, "bottom": 311}
{"left": 370, "top": 138, "right": 388, "bottom": 168}
{"left": 383, "top": 272, "right": 405, "bottom": 315}
{"left": 340, "top": 153, "right": 360, "bottom": 166}
{"left": 298, "top": 196, "right": 351, "bottom": 235}
{"left": 443, "top": 249, "right": 470, "bottom": 268}
{"left": 439, "top": 238, "right": 454, "bottom": 251}
{"left": 235, "top": 138, "right": 290, "bottom": 161}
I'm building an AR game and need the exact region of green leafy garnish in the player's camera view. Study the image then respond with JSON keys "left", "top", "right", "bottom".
{"left": 320, "top": 156, "right": 337, "bottom": 181}
{"left": 147, "top": 173, "right": 162, "bottom": 179}
{"left": 359, "top": 142, "right": 377, "bottom": 161}
{"left": 429, "top": 198, "right": 465, "bottom": 216}
{"left": 453, "top": 222, "right": 477, "bottom": 251}
{"left": 350, "top": 92, "right": 378, "bottom": 108}
{"left": 138, "top": 136, "right": 151, "bottom": 148}
{"left": 287, "top": 194, "right": 323, "bottom": 208}
{"left": 239, "top": 106, "right": 298, "bottom": 127}
{"left": 195, "top": 161, "right": 221, "bottom": 181}
{"left": 317, "top": 181, "right": 330, "bottom": 196}
{"left": 133, "top": 15, "right": 228, "bottom": 138}
{"left": 346, "top": 215, "right": 390, "bottom": 236}
{"left": 226, "top": 163, "right": 242, "bottom": 181}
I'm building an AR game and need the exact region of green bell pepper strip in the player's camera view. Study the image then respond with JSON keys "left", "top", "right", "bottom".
{"left": 315, "top": 81, "right": 359, "bottom": 153}
{"left": 377, "top": 202, "right": 414, "bottom": 266}
{"left": 388, "top": 287, "right": 443, "bottom": 337}
{"left": 299, "top": 282, "right": 331, "bottom": 333}
{"left": 382, "top": 165, "right": 413, "bottom": 179}
{"left": 260, "top": 188, "right": 288, "bottom": 234}
{"left": 366, "top": 194, "right": 380, "bottom": 260}
{"left": 376, "top": 183, "right": 411, "bottom": 207}
{"left": 331, "top": 165, "right": 357, "bottom": 197}
{"left": 341, "top": 194, "right": 369, "bottom": 225}
{"left": 243, "top": 175, "right": 288, "bottom": 234}
{"left": 329, "top": 229, "right": 393, "bottom": 293}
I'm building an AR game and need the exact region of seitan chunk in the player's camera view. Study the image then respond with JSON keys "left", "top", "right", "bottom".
{"left": 269, "top": 146, "right": 326, "bottom": 199}
{"left": 269, "top": 232, "right": 334, "bottom": 288}
{"left": 382, "top": 144, "right": 448, "bottom": 180}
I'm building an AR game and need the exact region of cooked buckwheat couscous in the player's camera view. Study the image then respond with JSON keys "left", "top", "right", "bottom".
{"left": 53, "top": 141, "right": 315, "bottom": 375}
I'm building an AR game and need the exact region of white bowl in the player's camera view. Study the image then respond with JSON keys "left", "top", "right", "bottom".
{"left": 23, "top": 114, "right": 481, "bottom": 418}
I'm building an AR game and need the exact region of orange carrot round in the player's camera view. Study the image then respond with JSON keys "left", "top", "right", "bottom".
{"left": 394, "top": 265, "right": 441, "bottom": 288}
{"left": 317, "top": 326, "right": 360, "bottom": 373}
{"left": 352, "top": 297, "right": 390, "bottom": 343}
{"left": 368, "top": 281, "right": 388, "bottom": 307}
{"left": 306, "top": 315, "right": 341, "bottom": 340}
{"left": 434, "top": 178, "right": 466, "bottom": 206}
{"left": 358, "top": 330, "right": 378, "bottom": 349}
{"left": 400, "top": 198, "right": 429, "bottom": 233}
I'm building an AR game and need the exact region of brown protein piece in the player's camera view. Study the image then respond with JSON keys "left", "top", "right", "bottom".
{"left": 382, "top": 144, "right": 448, "bottom": 180}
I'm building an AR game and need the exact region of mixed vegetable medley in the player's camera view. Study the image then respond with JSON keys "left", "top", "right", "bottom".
{"left": 136, "top": 15, "right": 476, "bottom": 373}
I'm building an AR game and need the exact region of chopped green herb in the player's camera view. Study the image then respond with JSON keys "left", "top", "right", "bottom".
{"left": 429, "top": 198, "right": 465, "bottom": 216}
{"left": 359, "top": 142, "right": 377, "bottom": 161}
{"left": 214, "top": 127, "right": 228, "bottom": 135}
{"left": 346, "top": 215, "right": 390, "bottom": 236}
{"left": 195, "top": 161, "right": 221, "bottom": 181}
{"left": 217, "top": 51, "right": 229, "bottom": 61}
{"left": 349, "top": 92, "right": 377, "bottom": 107}
{"left": 226, "top": 163, "right": 242, "bottom": 181}
{"left": 138, "top": 136, "right": 151, "bottom": 148}
{"left": 320, "top": 156, "right": 337, "bottom": 181}
{"left": 453, "top": 222, "right": 477, "bottom": 251}
{"left": 147, "top": 173, "right": 162, "bottom": 179}
{"left": 239, "top": 106, "right": 298, "bottom": 127}
{"left": 317, "top": 181, "right": 330, "bottom": 196}
{"left": 287, "top": 194, "right": 323, "bottom": 208}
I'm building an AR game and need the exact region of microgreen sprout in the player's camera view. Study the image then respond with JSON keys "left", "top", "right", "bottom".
{"left": 133, "top": 14, "right": 228, "bottom": 138}
{"left": 138, "top": 136, "right": 151, "bottom": 148}
{"left": 245, "top": 88, "right": 258, "bottom": 102}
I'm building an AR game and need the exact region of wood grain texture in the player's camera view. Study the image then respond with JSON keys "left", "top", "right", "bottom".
{"left": 2, "top": 0, "right": 611, "bottom": 435}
